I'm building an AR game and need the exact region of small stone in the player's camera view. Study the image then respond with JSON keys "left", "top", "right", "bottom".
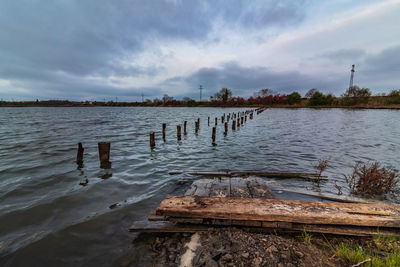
{"left": 266, "top": 245, "right": 278, "bottom": 254}
{"left": 295, "top": 251, "right": 304, "bottom": 258}
{"left": 242, "top": 252, "right": 249, "bottom": 258}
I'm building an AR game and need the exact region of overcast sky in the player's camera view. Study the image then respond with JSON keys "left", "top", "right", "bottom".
{"left": 1, "top": 0, "right": 399, "bottom": 101}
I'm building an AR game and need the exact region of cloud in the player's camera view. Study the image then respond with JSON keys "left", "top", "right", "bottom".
{"left": 0, "top": 0, "right": 306, "bottom": 100}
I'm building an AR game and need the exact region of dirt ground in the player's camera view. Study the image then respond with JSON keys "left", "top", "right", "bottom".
{"left": 114, "top": 229, "right": 346, "bottom": 267}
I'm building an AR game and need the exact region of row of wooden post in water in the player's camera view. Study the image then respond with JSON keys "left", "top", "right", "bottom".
{"left": 76, "top": 108, "right": 266, "bottom": 169}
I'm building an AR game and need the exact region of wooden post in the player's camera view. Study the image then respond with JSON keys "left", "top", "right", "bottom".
{"left": 232, "top": 120, "right": 236, "bottom": 130}
{"left": 184, "top": 121, "right": 187, "bottom": 135}
{"left": 162, "top": 123, "right": 166, "bottom": 141}
{"left": 150, "top": 132, "right": 155, "bottom": 148}
{"left": 224, "top": 122, "right": 228, "bottom": 135}
{"left": 237, "top": 118, "right": 240, "bottom": 128}
{"left": 76, "top": 142, "right": 84, "bottom": 166}
{"left": 208, "top": 116, "right": 210, "bottom": 126}
{"left": 241, "top": 117, "right": 244, "bottom": 125}
{"left": 221, "top": 115, "right": 224, "bottom": 123}
{"left": 98, "top": 142, "right": 111, "bottom": 169}
{"left": 212, "top": 127, "right": 216, "bottom": 145}
{"left": 195, "top": 121, "right": 199, "bottom": 134}
{"left": 215, "top": 117, "right": 218, "bottom": 126}
{"left": 177, "top": 125, "right": 181, "bottom": 141}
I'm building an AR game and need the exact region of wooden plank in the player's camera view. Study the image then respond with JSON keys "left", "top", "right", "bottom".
{"left": 130, "top": 220, "right": 400, "bottom": 236}
{"left": 269, "top": 187, "right": 382, "bottom": 204}
{"left": 156, "top": 196, "right": 400, "bottom": 228}
{"left": 148, "top": 209, "right": 166, "bottom": 221}
{"left": 184, "top": 179, "right": 213, "bottom": 196}
{"left": 230, "top": 178, "right": 252, "bottom": 198}
{"left": 129, "top": 221, "right": 209, "bottom": 232}
{"left": 208, "top": 178, "right": 230, "bottom": 197}
{"left": 244, "top": 177, "right": 274, "bottom": 199}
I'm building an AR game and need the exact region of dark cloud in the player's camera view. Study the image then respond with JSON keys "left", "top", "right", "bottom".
{"left": 175, "top": 61, "right": 345, "bottom": 97}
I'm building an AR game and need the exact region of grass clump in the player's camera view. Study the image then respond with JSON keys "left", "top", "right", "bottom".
{"left": 300, "top": 229, "right": 313, "bottom": 244}
{"left": 344, "top": 162, "right": 399, "bottom": 197}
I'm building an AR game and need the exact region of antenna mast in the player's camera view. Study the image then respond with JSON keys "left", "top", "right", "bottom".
{"left": 349, "top": 64, "right": 355, "bottom": 89}
{"left": 141, "top": 93, "right": 144, "bottom": 103}
{"left": 199, "top": 85, "right": 203, "bottom": 101}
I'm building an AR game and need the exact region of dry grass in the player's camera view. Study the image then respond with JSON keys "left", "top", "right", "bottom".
{"left": 344, "top": 162, "right": 399, "bottom": 197}
{"left": 313, "top": 158, "right": 329, "bottom": 182}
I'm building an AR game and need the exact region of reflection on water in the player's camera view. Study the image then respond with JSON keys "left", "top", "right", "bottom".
{"left": 0, "top": 107, "right": 399, "bottom": 266}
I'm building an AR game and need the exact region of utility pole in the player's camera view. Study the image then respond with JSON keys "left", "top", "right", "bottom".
{"left": 349, "top": 64, "right": 355, "bottom": 89}
{"left": 141, "top": 93, "right": 144, "bottom": 103}
{"left": 199, "top": 85, "right": 203, "bottom": 101}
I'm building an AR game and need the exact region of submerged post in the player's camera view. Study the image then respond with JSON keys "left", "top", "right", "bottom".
{"left": 224, "top": 122, "right": 228, "bottom": 135}
{"left": 162, "top": 123, "right": 166, "bottom": 141}
{"left": 98, "top": 142, "right": 111, "bottom": 169}
{"left": 184, "top": 121, "right": 187, "bottom": 135}
{"left": 215, "top": 117, "right": 218, "bottom": 126}
{"left": 177, "top": 125, "right": 181, "bottom": 141}
{"left": 76, "top": 142, "right": 84, "bottom": 166}
{"left": 150, "top": 132, "right": 155, "bottom": 148}
{"left": 212, "top": 127, "right": 216, "bottom": 145}
{"left": 208, "top": 116, "right": 210, "bottom": 126}
{"left": 195, "top": 121, "right": 199, "bottom": 134}
{"left": 237, "top": 118, "right": 240, "bottom": 128}
{"left": 232, "top": 120, "right": 236, "bottom": 130}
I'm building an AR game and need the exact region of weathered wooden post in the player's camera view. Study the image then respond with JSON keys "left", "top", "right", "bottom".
{"left": 224, "top": 122, "right": 228, "bottom": 135}
{"left": 162, "top": 123, "right": 166, "bottom": 141}
{"left": 98, "top": 142, "right": 111, "bottom": 168}
{"left": 195, "top": 121, "right": 199, "bottom": 134}
{"left": 212, "top": 127, "right": 216, "bottom": 145}
{"left": 232, "top": 120, "right": 236, "bottom": 130}
{"left": 241, "top": 117, "right": 244, "bottom": 125}
{"left": 150, "top": 132, "right": 155, "bottom": 148}
{"left": 215, "top": 117, "right": 218, "bottom": 126}
{"left": 237, "top": 118, "right": 240, "bottom": 128}
{"left": 76, "top": 142, "right": 84, "bottom": 166}
{"left": 221, "top": 115, "right": 224, "bottom": 123}
{"left": 208, "top": 116, "right": 210, "bottom": 126}
{"left": 177, "top": 125, "right": 181, "bottom": 141}
{"left": 184, "top": 121, "right": 187, "bottom": 135}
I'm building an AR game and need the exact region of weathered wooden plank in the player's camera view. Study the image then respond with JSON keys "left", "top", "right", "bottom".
{"left": 129, "top": 221, "right": 209, "bottom": 232}
{"left": 208, "top": 178, "right": 230, "bottom": 197}
{"left": 156, "top": 196, "right": 400, "bottom": 228}
{"left": 130, "top": 220, "right": 400, "bottom": 236}
{"left": 148, "top": 209, "right": 166, "bottom": 221}
{"left": 184, "top": 179, "right": 213, "bottom": 196}
{"left": 244, "top": 177, "right": 274, "bottom": 199}
{"left": 230, "top": 178, "right": 252, "bottom": 198}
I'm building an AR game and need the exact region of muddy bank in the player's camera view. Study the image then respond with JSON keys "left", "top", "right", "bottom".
{"left": 114, "top": 229, "right": 344, "bottom": 267}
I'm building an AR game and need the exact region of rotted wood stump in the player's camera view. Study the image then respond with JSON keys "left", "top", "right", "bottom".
{"left": 98, "top": 142, "right": 112, "bottom": 169}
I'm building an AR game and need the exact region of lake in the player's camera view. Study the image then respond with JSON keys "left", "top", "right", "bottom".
{"left": 0, "top": 107, "right": 399, "bottom": 266}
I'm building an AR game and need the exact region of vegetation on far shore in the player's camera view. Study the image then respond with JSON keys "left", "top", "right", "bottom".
{"left": 2, "top": 87, "right": 400, "bottom": 108}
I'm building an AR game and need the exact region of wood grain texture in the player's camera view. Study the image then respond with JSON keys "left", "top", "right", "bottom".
{"left": 156, "top": 196, "right": 400, "bottom": 228}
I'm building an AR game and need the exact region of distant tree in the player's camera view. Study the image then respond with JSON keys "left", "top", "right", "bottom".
{"left": 287, "top": 92, "right": 302, "bottom": 105}
{"left": 162, "top": 94, "right": 173, "bottom": 104}
{"left": 305, "top": 88, "right": 318, "bottom": 98}
{"left": 341, "top": 86, "right": 371, "bottom": 105}
{"left": 386, "top": 89, "right": 400, "bottom": 104}
{"left": 388, "top": 89, "right": 400, "bottom": 97}
{"left": 308, "top": 91, "right": 335, "bottom": 106}
{"left": 253, "top": 88, "right": 273, "bottom": 98}
{"left": 182, "top": 97, "right": 193, "bottom": 102}
{"left": 214, "top": 88, "right": 232, "bottom": 103}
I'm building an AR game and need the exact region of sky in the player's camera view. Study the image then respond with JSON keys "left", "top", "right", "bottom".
{"left": 0, "top": 0, "right": 399, "bottom": 101}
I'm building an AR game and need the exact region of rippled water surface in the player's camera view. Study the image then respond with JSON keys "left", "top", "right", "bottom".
{"left": 0, "top": 107, "right": 399, "bottom": 266}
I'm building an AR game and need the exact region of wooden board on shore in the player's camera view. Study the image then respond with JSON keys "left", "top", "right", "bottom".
{"left": 156, "top": 196, "right": 400, "bottom": 228}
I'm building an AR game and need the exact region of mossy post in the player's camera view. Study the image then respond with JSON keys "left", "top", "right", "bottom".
{"left": 76, "top": 142, "right": 84, "bottom": 167}
{"left": 177, "top": 125, "right": 181, "bottom": 141}
{"left": 212, "top": 127, "right": 216, "bottom": 145}
{"left": 150, "top": 132, "right": 155, "bottom": 148}
{"left": 162, "top": 123, "right": 166, "bottom": 141}
{"left": 98, "top": 142, "right": 111, "bottom": 169}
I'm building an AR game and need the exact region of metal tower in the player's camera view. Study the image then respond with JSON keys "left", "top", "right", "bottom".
{"left": 141, "top": 93, "right": 144, "bottom": 102}
{"left": 199, "top": 85, "right": 203, "bottom": 101}
{"left": 349, "top": 64, "right": 355, "bottom": 89}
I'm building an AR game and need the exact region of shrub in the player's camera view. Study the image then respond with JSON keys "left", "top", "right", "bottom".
{"left": 287, "top": 92, "right": 302, "bottom": 105}
{"left": 308, "top": 92, "right": 335, "bottom": 106}
{"left": 344, "top": 162, "right": 399, "bottom": 197}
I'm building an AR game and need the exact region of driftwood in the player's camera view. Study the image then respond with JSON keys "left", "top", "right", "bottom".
{"left": 156, "top": 196, "right": 400, "bottom": 228}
